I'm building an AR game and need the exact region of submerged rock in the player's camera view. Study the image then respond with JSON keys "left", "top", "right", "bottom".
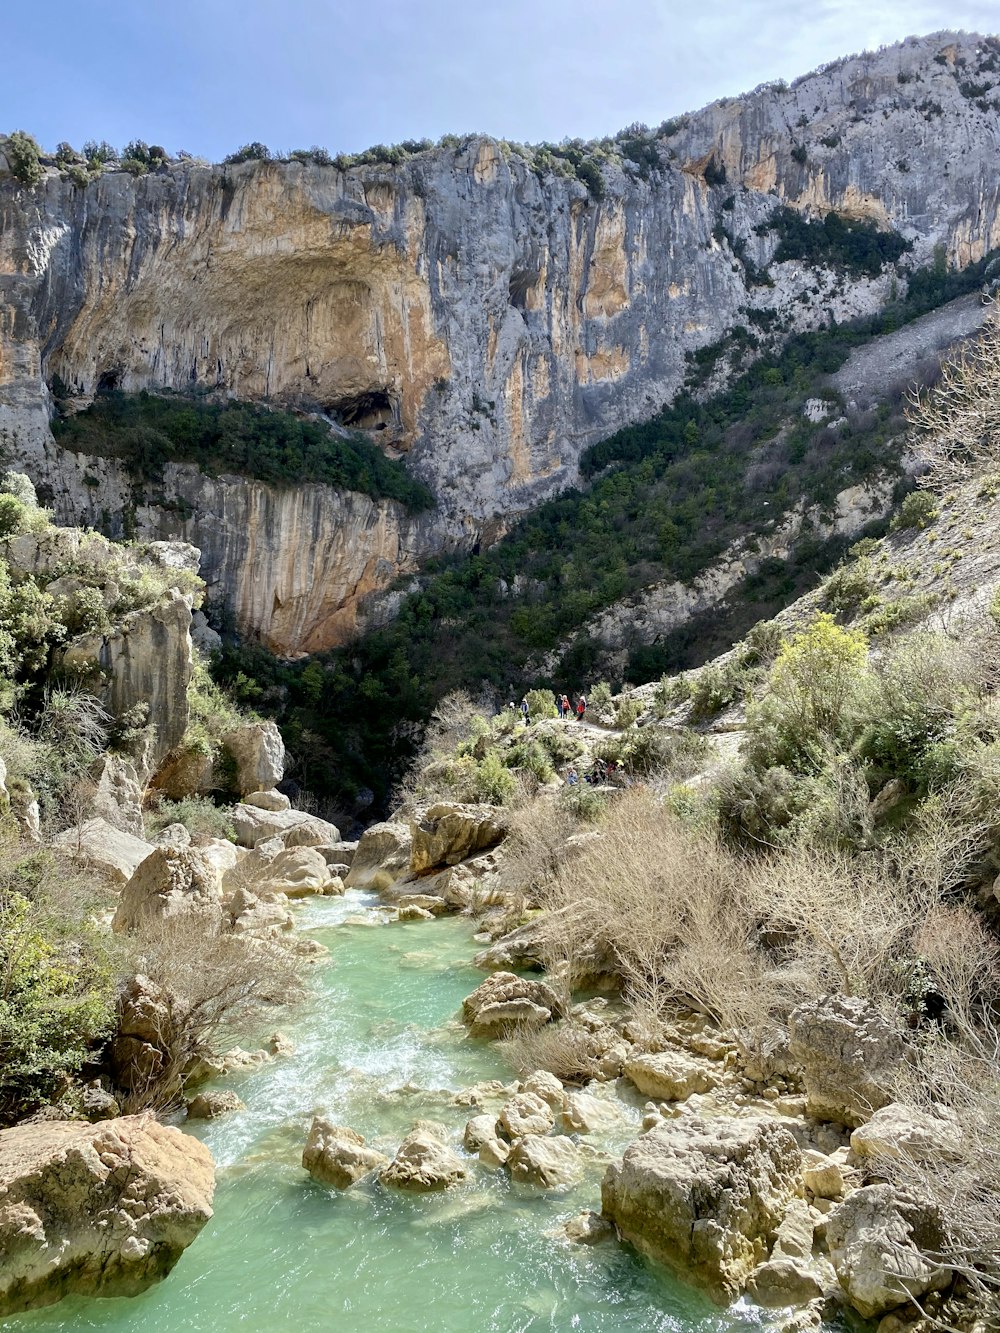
{"left": 601, "top": 1116, "right": 802, "bottom": 1301}
{"left": 186, "top": 1090, "right": 245, "bottom": 1120}
{"left": 0, "top": 1116, "right": 214, "bottom": 1317}
{"left": 302, "top": 1118, "right": 389, "bottom": 1190}
{"left": 564, "top": 1211, "right": 615, "bottom": 1245}
{"left": 508, "top": 1134, "right": 582, "bottom": 1190}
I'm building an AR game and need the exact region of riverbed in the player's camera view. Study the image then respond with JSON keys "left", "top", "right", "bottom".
{"left": 8, "top": 893, "right": 777, "bottom": 1333}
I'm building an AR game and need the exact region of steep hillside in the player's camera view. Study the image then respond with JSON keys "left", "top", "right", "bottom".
{"left": 3, "top": 31, "right": 1000, "bottom": 650}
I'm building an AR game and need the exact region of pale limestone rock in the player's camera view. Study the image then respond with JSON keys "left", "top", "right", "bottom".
{"left": 521, "top": 1069, "right": 565, "bottom": 1109}
{"left": 0, "top": 1116, "right": 214, "bottom": 1318}
{"left": 221, "top": 722, "right": 284, "bottom": 795}
{"left": 109, "top": 975, "right": 179, "bottom": 1093}
{"left": 601, "top": 1116, "right": 802, "bottom": 1300}
{"left": 624, "top": 1049, "right": 720, "bottom": 1101}
{"left": 463, "top": 1115, "right": 499, "bottom": 1153}
{"left": 149, "top": 748, "right": 215, "bottom": 800}
{"left": 789, "top": 996, "right": 904, "bottom": 1127}
{"left": 89, "top": 754, "right": 143, "bottom": 837}
{"left": 242, "top": 789, "right": 291, "bottom": 812}
{"left": 498, "top": 1092, "right": 555, "bottom": 1140}
{"left": 478, "top": 1137, "right": 510, "bottom": 1170}
{"left": 249, "top": 846, "right": 333, "bottom": 899}
{"left": 564, "top": 1211, "right": 615, "bottom": 1244}
{"left": 560, "top": 1091, "right": 620, "bottom": 1134}
{"left": 112, "top": 846, "right": 222, "bottom": 933}
{"left": 461, "top": 971, "right": 562, "bottom": 1036}
{"left": 409, "top": 802, "right": 504, "bottom": 873}
{"left": 301, "top": 1119, "right": 388, "bottom": 1189}
{"left": 227, "top": 888, "right": 293, "bottom": 936}
{"left": 825, "top": 1185, "right": 951, "bottom": 1319}
{"left": 508, "top": 1134, "right": 582, "bottom": 1189}
{"left": 197, "top": 837, "right": 239, "bottom": 881}
{"left": 156, "top": 822, "right": 191, "bottom": 849}
{"left": 473, "top": 903, "right": 616, "bottom": 981}
{"left": 229, "top": 804, "right": 339, "bottom": 850}
{"left": 398, "top": 904, "right": 434, "bottom": 921}
{"left": 344, "top": 821, "right": 412, "bottom": 890}
{"left": 849, "top": 1103, "right": 962, "bottom": 1164}
{"left": 186, "top": 1090, "right": 244, "bottom": 1120}
{"left": 380, "top": 1129, "right": 469, "bottom": 1192}
{"left": 802, "top": 1151, "right": 845, "bottom": 1200}
{"left": 53, "top": 817, "right": 154, "bottom": 885}
{"left": 388, "top": 892, "right": 448, "bottom": 915}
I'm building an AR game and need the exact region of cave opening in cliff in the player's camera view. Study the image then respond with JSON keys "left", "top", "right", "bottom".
{"left": 95, "top": 367, "right": 123, "bottom": 394}
{"left": 326, "top": 389, "right": 398, "bottom": 431}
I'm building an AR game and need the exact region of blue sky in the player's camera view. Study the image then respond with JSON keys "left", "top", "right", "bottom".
{"left": 5, "top": 1, "right": 999, "bottom": 161}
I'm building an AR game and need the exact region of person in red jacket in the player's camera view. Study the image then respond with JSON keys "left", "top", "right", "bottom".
{"left": 576, "top": 694, "right": 587, "bottom": 721}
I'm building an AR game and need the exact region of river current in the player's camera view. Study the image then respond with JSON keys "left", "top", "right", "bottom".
{"left": 8, "top": 893, "right": 777, "bottom": 1333}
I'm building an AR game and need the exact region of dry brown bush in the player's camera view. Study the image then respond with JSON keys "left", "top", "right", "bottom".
{"left": 909, "top": 301, "right": 1000, "bottom": 487}
{"left": 498, "top": 1020, "right": 610, "bottom": 1084}
{"left": 119, "top": 919, "right": 306, "bottom": 1111}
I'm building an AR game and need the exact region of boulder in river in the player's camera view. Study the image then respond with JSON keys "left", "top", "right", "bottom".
{"left": 0, "top": 1115, "right": 214, "bottom": 1318}
{"left": 112, "top": 846, "right": 223, "bottom": 933}
{"left": 601, "top": 1116, "right": 802, "bottom": 1301}
{"left": 461, "top": 971, "right": 563, "bottom": 1036}
{"left": 344, "top": 821, "right": 412, "bottom": 890}
{"left": 508, "top": 1134, "right": 582, "bottom": 1190}
{"left": 380, "top": 1127, "right": 470, "bottom": 1192}
{"left": 409, "top": 802, "right": 505, "bottom": 873}
{"left": 498, "top": 1092, "right": 555, "bottom": 1140}
{"left": 186, "top": 1090, "right": 245, "bottom": 1120}
{"left": 302, "top": 1118, "right": 389, "bottom": 1190}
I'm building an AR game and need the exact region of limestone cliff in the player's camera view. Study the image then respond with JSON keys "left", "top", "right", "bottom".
{"left": 2, "top": 31, "right": 999, "bottom": 653}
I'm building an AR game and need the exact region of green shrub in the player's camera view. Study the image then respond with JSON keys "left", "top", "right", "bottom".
{"left": 3, "top": 131, "right": 44, "bottom": 186}
{"left": 559, "top": 783, "right": 607, "bottom": 820}
{"left": 504, "top": 737, "right": 555, "bottom": 783}
{"left": 224, "top": 142, "right": 271, "bottom": 164}
{"left": 524, "top": 688, "right": 558, "bottom": 721}
{"left": 145, "top": 796, "right": 236, "bottom": 842}
{"left": 613, "top": 697, "right": 642, "bottom": 728}
{"left": 589, "top": 681, "right": 614, "bottom": 710}
{"left": 821, "top": 557, "right": 876, "bottom": 616}
{"left": 536, "top": 728, "right": 582, "bottom": 765}
{"left": 765, "top": 206, "right": 911, "bottom": 277}
{"left": 688, "top": 661, "right": 747, "bottom": 721}
{"left": 890, "top": 491, "right": 939, "bottom": 532}
{"left": 52, "top": 391, "right": 434, "bottom": 513}
{"left": 471, "top": 748, "right": 518, "bottom": 805}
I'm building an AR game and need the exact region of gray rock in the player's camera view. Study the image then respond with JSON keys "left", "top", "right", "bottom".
{"left": 789, "top": 995, "right": 904, "bottom": 1127}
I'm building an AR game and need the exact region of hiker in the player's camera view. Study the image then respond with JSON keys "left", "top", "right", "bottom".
{"left": 520, "top": 696, "right": 529, "bottom": 720}
{"left": 576, "top": 694, "right": 587, "bottom": 722}
{"left": 555, "top": 693, "right": 563, "bottom": 718}
{"left": 566, "top": 766, "right": 579, "bottom": 786}
{"left": 561, "top": 694, "right": 571, "bottom": 720}
{"left": 507, "top": 701, "right": 516, "bottom": 712}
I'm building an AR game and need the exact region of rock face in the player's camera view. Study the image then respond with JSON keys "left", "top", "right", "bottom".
{"left": 825, "top": 1185, "right": 951, "bottom": 1318}
{"left": 344, "top": 821, "right": 412, "bottom": 890}
{"left": 0, "top": 1115, "right": 215, "bottom": 1317}
{"left": 409, "top": 803, "right": 505, "bottom": 873}
{"left": 788, "top": 995, "right": 904, "bottom": 1127}
{"left": 302, "top": 1118, "right": 388, "bottom": 1189}
{"left": 601, "top": 1116, "right": 803, "bottom": 1301}
{"left": 5, "top": 34, "right": 1000, "bottom": 653}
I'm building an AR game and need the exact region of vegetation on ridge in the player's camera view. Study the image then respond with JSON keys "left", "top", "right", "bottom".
{"left": 51, "top": 391, "right": 435, "bottom": 512}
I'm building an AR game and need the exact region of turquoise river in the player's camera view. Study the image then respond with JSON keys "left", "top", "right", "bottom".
{"left": 6, "top": 892, "right": 795, "bottom": 1333}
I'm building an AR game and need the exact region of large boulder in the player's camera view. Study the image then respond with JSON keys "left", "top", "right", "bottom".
{"left": 227, "top": 888, "right": 293, "bottom": 936}
{"left": 461, "top": 971, "right": 563, "bottom": 1035}
{"left": 379, "top": 1128, "right": 469, "bottom": 1192}
{"left": 409, "top": 803, "right": 504, "bottom": 873}
{"left": 89, "top": 754, "right": 144, "bottom": 837}
{"left": 849, "top": 1103, "right": 962, "bottom": 1164}
{"left": 825, "top": 1185, "right": 951, "bottom": 1319}
{"left": 302, "top": 1118, "right": 388, "bottom": 1189}
{"left": 0, "top": 1115, "right": 214, "bottom": 1317}
{"left": 249, "top": 846, "right": 334, "bottom": 899}
{"left": 601, "top": 1117, "right": 802, "bottom": 1301}
{"left": 624, "top": 1049, "right": 720, "bottom": 1101}
{"left": 112, "top": 846, "right": 223, "bottom": 933}
{"left": 229, "top": 804, "right": 340, "bottom": 850}
{"left": 221, "top": 721, "right": 284, "bottom": 796}
{"left": 242, "top": 789, "right": 290, "bottom": 812}
{"left": 747, "top": 1200, "right": 828, "bottom": 1308}
{"left": 109, "top": 975, "right": 181, "bottom": 1094}
{"left": 344, "top": 822, "right": 412, "bottom": 890}
{"left": 149, "top": 747, "right": 215, "bottom": 800}
{"left": 788, "top": 995, "right": 904, "bottom": 1127}
{"left": 186, "top": 1090, "right": 244, "bottom": 1120}
{"left": 53, "top": 817, "right": 155, "bottom": 885}
{"left": 508, "top": 1134, "right": 582, "bottom": 1189}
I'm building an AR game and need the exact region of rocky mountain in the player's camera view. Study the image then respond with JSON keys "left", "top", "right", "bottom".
{"left": 3, "top": 30, "right": 1000, "bottom": 654}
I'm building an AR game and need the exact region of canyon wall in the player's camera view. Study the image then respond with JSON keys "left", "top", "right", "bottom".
{"left": 2, "top": 31, "right": 999, "bottom": 652}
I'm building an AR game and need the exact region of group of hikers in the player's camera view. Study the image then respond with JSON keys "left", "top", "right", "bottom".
{"left": 508, "top": 692, "right": 589, "bottom": 722}
{"left": 565, "top": 756, "right": 629, "bottom": 788}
